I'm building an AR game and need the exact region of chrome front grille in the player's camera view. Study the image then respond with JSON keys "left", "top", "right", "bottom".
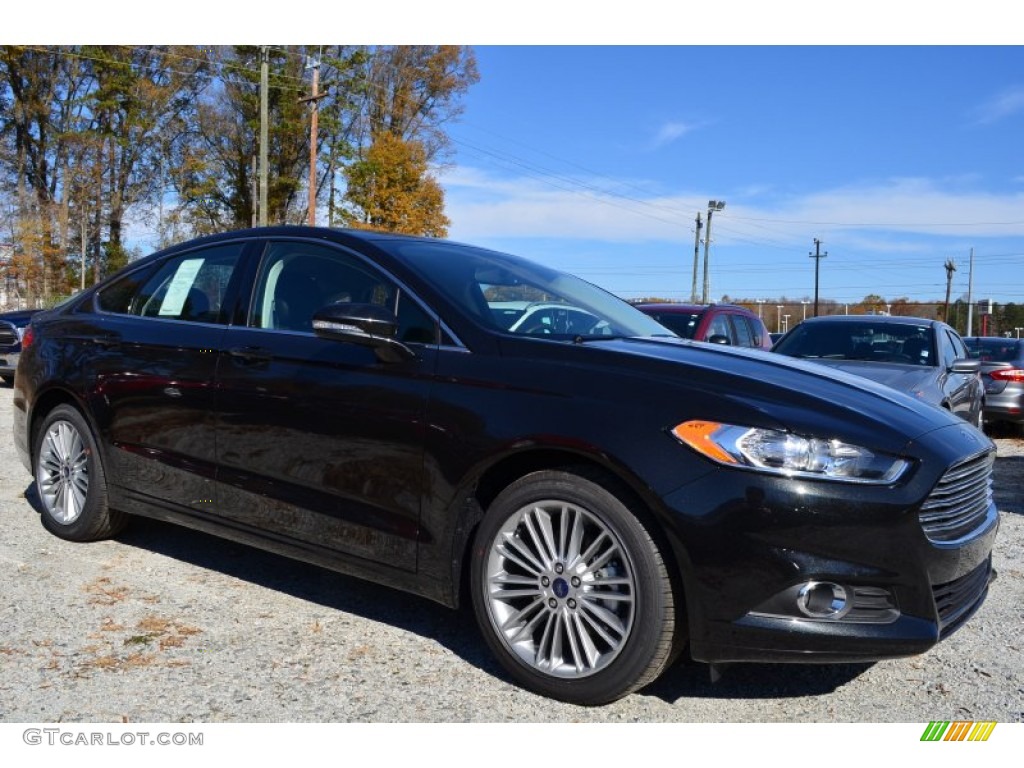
{"left": 0, "top": 322, "right": 17, "bottom": 346}
{"left": 919, "top": 450, "right": 995, "bottom": 544}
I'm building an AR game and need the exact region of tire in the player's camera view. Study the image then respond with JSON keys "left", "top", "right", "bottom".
{"left": 33, "top": 404, "right": 126, "bottom": 541}
{"left": 470, "top": 469, "right": 677, "bottom": 705}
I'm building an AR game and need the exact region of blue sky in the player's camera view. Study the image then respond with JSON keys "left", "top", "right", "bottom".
{"left": 439, "top": 45, "right": 1024, "bottom": 307}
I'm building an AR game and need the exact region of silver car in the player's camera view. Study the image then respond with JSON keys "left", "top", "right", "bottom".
{"left": 772, "top": 315, "right": 985, "bottom": 428}
{"left": 963, "top": 336, "right": 1024, "bottom": 434}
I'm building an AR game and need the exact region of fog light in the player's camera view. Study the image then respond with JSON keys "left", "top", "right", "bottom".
{"left": 797, "top": 581, "right": 850, "bottom": 619}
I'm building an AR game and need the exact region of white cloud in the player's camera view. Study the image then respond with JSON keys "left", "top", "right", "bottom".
{"left": 442, "top": 167, "right": 1024, "bottom": 246}
{"left": 650, "top": 122, "right": 695, "bottom": 149}
{"left": 971, "top": 86, "right": 1024, "bottom": 125}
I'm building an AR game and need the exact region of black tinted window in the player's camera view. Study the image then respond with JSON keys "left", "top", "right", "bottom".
{"left": 95, "top": 266, "right": 156, "bottom": 314}
{"left": 252, "top": 241, "right": 436, "bottom": 344}
{"left": 97, "top": 244, "right": 243, "bottom": 323}
{"left": 647, "top": 312, "right": 703, "bottom": 339}
{"left": 731, "top": 315, "right": 755, "bottom": 347}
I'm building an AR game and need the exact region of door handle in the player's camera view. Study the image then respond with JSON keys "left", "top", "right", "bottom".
{"left": 228, "top": 346, "right": 272, "bottom": 364}
{"left": 91, "top": 335, "right": 121, "bottom": 349}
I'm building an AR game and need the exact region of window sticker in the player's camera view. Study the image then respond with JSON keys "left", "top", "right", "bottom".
{"left": 158, "top": 258, "right": 205, "bottom": 316}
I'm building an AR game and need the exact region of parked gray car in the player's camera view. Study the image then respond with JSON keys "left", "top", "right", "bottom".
{"left": 963, "top": 336, "right": 1024, "bottom": 434}
{"left": 772, "top": 315, "right": 985, "bottom": 428}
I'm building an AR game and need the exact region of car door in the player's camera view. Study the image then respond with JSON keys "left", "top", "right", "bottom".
{"left": 213, "top": 239, "right": 437, "bottom": 570}
{"left": 938, "top": 328, "right": 981, "bottom": 420}
{"left": 86, "top": 240, "right": 249, "bottom": 513}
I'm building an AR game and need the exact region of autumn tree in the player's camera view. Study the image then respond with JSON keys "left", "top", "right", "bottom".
{"left": 338, "top": 46, "right": 478, "bottom": 235}
{"left": 361, "top": 46, "right": 478, "bottom": 160}
{"left": 342, "top": 132, "right": 448, "bottom": 236}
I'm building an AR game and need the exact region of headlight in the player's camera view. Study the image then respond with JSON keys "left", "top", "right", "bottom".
{"left": 671, "top": 420, "right": 910, "bottom": 484}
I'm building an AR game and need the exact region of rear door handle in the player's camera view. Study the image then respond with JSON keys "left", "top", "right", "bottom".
{"left": 91, "top": 334, "right": 121, "bottom": 349}
{"left": 228, "top": 346, "right": 272, "bottom": 364}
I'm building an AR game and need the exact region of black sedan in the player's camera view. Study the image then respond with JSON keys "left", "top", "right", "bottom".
{"left": 12, "top": 228, "right": 998, "bottom": 705}
{"left": 772, "top": 315, "right": 985, "bottom": 428}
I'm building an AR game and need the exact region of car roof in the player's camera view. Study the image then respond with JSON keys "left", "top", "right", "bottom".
{"left": 633, "top": 302, "right": 752, "bottom": 314}
{"left": 796, "top": 314, "right": 940, "bottom": 327}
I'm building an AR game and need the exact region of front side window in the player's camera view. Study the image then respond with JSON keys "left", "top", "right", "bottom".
{"left": 705, "top": 313, "right": 733, "bottom": 342}
{"left": 96, "top": 243, "right": 243, "bottom": 324}
{"left": 250, "top": 241, "right": 437, "bottom": 344}
{"left": 939, "top": 330, "right": 957, "bottom": 368}
{"left": 731, "top": 315, "right": 755, "bottom": 347}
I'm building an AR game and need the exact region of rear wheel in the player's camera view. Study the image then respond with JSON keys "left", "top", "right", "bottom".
{"left": 470, "top": 469, "right": 677, "bottom": 705}
{"left": 34, "top": 404, "right": 126, "bottom": 541}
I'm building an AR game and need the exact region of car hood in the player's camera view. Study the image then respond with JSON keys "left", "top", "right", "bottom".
{"left": 796, "top": 359, "right": 937, "bottom": 392}
{"left": 507, "top": 336, "right": 966, "bottom": 456}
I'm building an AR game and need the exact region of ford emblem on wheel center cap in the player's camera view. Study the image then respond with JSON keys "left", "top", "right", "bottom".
{"left": 553, "top": 578, "right": 569, "bottom": 599}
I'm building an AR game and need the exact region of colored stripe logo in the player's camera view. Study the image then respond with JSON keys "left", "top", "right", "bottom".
{"left": 921, "top": 721, "right": 997, "bottom": 741}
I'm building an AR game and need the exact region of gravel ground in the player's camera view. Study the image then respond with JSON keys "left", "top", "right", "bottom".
{"left": 1, "top": 384, "right": 1021, "bottom": 723}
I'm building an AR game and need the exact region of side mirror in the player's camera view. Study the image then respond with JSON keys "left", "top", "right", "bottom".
{"left": 312, "top": 302, "right": 416, "bottom": 363}
{"left": 707, "top": 334, "right": 731, "bottom": 345}
{"left": 950, "top": 358, "right": 981, "bottom": 375}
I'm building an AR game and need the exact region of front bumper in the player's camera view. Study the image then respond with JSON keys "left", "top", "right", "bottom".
{"left": 658, "top": 422, "right": 999, "bottom": 664}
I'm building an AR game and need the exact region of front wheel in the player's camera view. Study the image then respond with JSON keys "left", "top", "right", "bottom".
{"left": 470, "top": 469, "right": 678, "bottom": 705}
{"left": 34, "top": 404, "right": 126, "bottom": 541}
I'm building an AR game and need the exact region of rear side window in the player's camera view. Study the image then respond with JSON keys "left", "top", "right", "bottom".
{"left": 97, "top": 244, "right": 244, "bottom": 323}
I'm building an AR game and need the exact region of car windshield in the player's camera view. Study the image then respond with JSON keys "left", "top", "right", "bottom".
{"left": 774, "top": 321, "right": 935, "bottom": 365}
{"left": 383, "top": 240, "right": 673, "bottom": 340}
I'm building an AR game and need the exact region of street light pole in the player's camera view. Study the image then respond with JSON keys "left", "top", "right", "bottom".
{"left": 702, "top": 200, "right": 725, "bottom": 304}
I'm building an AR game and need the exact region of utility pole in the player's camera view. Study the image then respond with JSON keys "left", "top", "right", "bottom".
{"left": 300, "top": 54, "right": 326, "bottom": 226}
{"left": 691, "top": 212, "right": 702, "bottom": 303}
{"left": 702, "top": 200, "right": 725, "bottom": 304}
{"left": 259, "top": 46, "right": 269, "bottom": 227}
{"left": 809, "top": 238, "right": 827, "bottom": 317}
{"left": 966, "top": 248, "right": 975, "bottom": 336}
{"left": 943, "top": 258, "right": 956, "bottom": 323}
